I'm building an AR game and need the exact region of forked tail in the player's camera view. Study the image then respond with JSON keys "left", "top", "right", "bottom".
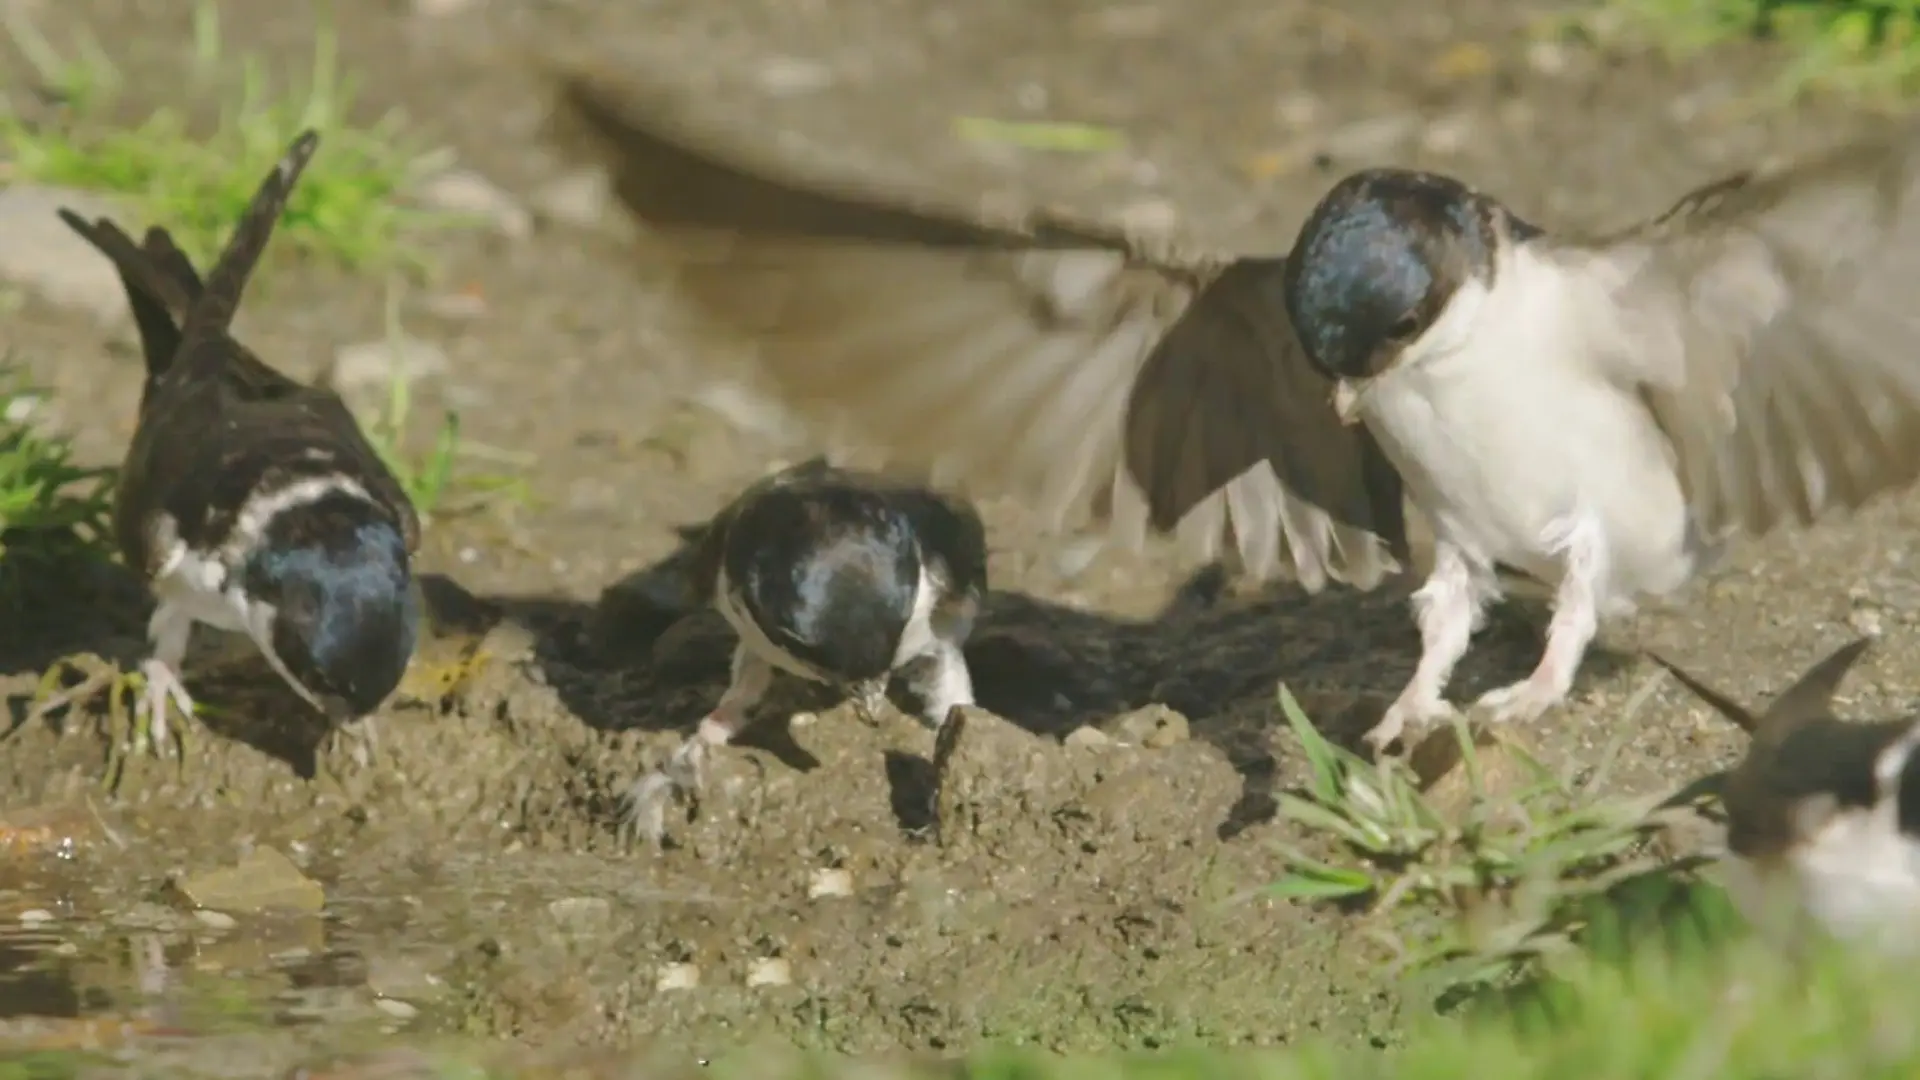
{"left": 175, "top": 128, "right": 321, "bottom": 369}
{"left": 54, "top": 212, "right": 185, "bottom": 382}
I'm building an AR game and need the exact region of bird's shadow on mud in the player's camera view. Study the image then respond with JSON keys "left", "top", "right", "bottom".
{"left": 0, "top": 542, "right": 148, "bottom": 678}
{"left": 484, "top": 516, "right": 1633, "bottom": 843}
{"left": 0, "top": 523, "right": 1631, "bottom": 814}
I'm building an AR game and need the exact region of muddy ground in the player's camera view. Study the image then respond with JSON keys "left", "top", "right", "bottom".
{"left": 0, "top": 0, "right": 1917, "bottom": 1069}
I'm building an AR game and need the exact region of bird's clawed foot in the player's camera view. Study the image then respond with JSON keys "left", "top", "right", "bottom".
{"left": 623, "top": 727, "right": 714, "bottom": 847}
{"left": 1472, "top": 673, "right": 1569, "bottom": 725}
{"left": 1364, "top": 673, "right": 1570, "bottom": 755}
{"left": 1362, "top": 690, "right": 1458, "bottom": 756}
{"left": 850, "top": 679, "right": 888, "bottom": 727}
{"left": 320, "top": 717, "right": 381, "bottom": 775}
{"left": 138, "top": 657, "right": 196, "bottom": 757}
{"left": 29, "top": 654, "right": 194, "bottom": 760}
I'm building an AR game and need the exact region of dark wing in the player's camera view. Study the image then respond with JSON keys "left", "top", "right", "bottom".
{"left": 126, "top": 393, "right": 419, "bottom": 557}
{"left": 545, "top": 68, "right": 1407, "bottom": 591}
{"left": 885, "top": 483, "right": 990, "bottom": 600}
{"left": 684, "top": 484, "right": 754, "bottom": 608}
{"left": 1548, "top": 122, "right": 1920, "bottom": 543}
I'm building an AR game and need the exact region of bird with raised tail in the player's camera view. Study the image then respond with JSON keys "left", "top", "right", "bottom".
{"left": 626, "top": 458, "right": 988, "bottom": 844}
{"left": 1653, "top": 640, "right": 1920, "bottom": 955}
{"left": 48, "top": 130, "right": 423, "bottom": 763}
{"left": 546, "top": 69, "right": 1920, "bottom": 754}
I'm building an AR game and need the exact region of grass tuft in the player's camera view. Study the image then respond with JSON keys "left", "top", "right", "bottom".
{"left": 0, "top": 359, "right": 116, "bottom": 603}
{"left": 1265, "top": 683, "right": 1719, "bottom": 1007}
{"left": 0, "top": 0, "right": 472, "bottom": 273}
{"left": 1564, "top": 0, "right": 1920, "bottom": 103}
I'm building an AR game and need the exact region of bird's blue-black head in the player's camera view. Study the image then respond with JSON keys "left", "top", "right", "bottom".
{"left": 243, "top": 493, "right": 420, "bottom": 720}
{"left": 725, "top": 480, "right": 922, "bottom": 686}
{"left": 1282, "top": 168, "right": 1507, "bottom": 382}
{"left": 1722, "top": 717, "right": 1920, "bottom": 859}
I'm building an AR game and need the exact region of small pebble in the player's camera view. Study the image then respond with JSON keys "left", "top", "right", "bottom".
{"left": 373, "top": 997, "right": 419, "bottom": 1020}
{"left": 1419, "top": 112, "right": 1477, "bottom": 157}
{"left": 366, "top": 955, "right": 447, "bottom": 1002}
{"left": 327, "top": 336, "right": 450, "bottom": 395}
{"left": 115, "top": 902, "right": 181, "bottom": 931}
{"left": 416, "top": 169, "right": 532, "bottom": 239}
{"left": 1109, "top": 704, "right": 1191, "bottom": 749}
{"left": 656, "top": 962, "right": 701, "bottom": 992}
{"left": 18, "top": 909, "right": 53, "bottom": 925}
{"left": 530, "top": 169, "right": 616, "bottom": 232}
{"left": 171, "top": 845, "right": 324, "bottom": 913}
{"left": 547, "top": 896, "right": 612, "bottom": 931}
{"left": 746, "top": 957, "right": 792, "bottom": 987}
{"left": 807, "top": 867, "right": 854, "bottom": 899}
{"left": 1064, "top": 726, "right": 1111, "bottom": 749}
{"left": 193, "top": 910, "right": 238, "bottom": 930}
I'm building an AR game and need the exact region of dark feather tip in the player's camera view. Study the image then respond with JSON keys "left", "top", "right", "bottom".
{"left": 1647, "top": 651, "right": 1761, "bottom": 734}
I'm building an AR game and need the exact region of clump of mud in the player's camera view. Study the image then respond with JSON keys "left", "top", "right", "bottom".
{"left": 1, "top": 559, "right": 1439, "bottom": 1056}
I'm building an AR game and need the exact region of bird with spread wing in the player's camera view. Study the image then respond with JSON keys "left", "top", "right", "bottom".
{"left": 546, "top": 68, "right": 1920, "bottom": 755}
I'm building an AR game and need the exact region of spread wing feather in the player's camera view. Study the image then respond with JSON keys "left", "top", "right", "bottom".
{"left": 1556, "top": 123, "right": 1920, "bottom": 542}
{"left": 547, "top": 68, "right": 1408, "bottom": 590}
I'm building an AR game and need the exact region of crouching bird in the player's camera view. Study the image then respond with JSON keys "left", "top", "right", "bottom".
{"left": 45, "top": 129, "right": 423, "bottom": 764}
{"left": 547, "top": 69, "right": 1920, "bottom": 754}
{"left": 626, "top": 459, "right": 986, "bottom": 845}
{"left": 1654, "top": 639, "right": 1920, "bottom": 956}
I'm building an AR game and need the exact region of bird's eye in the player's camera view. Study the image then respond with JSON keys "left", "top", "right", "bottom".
{"left": 1386, "top": 314, "right": 1421, "bottom": 340}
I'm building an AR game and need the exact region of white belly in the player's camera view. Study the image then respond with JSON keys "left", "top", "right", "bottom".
{"left": 1361, "top": 346, "right": 1694, "bottom": 603}
{"left": 1727, "top": 822, "right": 1920, "bottom": 956}
{"left": 153, "top": 544, "right": 256, "bottom": 636}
